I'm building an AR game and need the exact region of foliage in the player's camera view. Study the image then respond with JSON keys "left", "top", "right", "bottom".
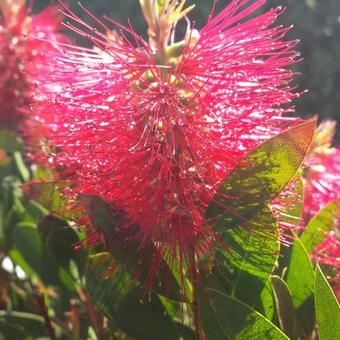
{"left": 1, "top": 119, "right": 339, "bottom": 339}
{"left": 1, "top": 0, "right": 340, "bottom": 339}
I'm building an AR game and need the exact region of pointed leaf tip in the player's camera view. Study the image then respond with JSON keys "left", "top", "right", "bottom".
{"left": 206, "top": 119, "right": 316, "bottom": 230}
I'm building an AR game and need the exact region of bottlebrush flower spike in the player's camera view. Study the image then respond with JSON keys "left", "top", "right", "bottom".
{"left": 305, "top": 121, "right": 340, "bottom": 299}
{"left": 0, "top": 0, "right": 64, "bottom": 129}
{"left": 303, "top": 120, "right": 340, "bottom": 221}
{"left": 28, "top": 0, "right": 303, "bottom": 288}
{"left": 312, "top": 220, "right": 340, "bottom": 301}
{"left": 312, "top": 228, "right": 340, "bottom": 269}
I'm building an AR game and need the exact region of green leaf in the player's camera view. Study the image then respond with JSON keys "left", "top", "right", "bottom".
{"left": 10, "top": 223, "right": 76, "bottom": 290}
{"left": 0, "top": 311, "right": 45, "bottom": 339}
{"left": 204, "top": 288, "right": 289, "bottom": 339}
{"left": 20, "top": 180, "right": 65, "bottom": 212}
{"left": 315, "top": 265, "right": 340, "bottom": 340}
{"left": 85, "top": 254, "right": 133, "bottom": 316}
{"left": 213, "top": 208, "right": 279, "bottom": 305}
{"left": 206, "top": 120, "right": 315, "bottom": 229}
{"left": 257, "top": 280, "right": 275, "bottom": 320}
{"left": 286, "top": 238, "right": 314, "bottom": 308}
{"left": 37, "top": 215, "right": 85, "bottom": 276}
{"left": 300, "top": 202, "right": 339, "bottom": 253}
{"left": 0, "top": 130, "right": 22, "bottom": 152}
{"left": 81, "top": 195, "right": 182, "bottom": 300}
{"left": 0, "top": 319, "right": 27, "bottom": 339}
{"left": 275, "top": 177, "right": 304, "bottom": 271}
{"left": 85, "top": 255, "right": 178, "bottom": 340}
{"left": 13, "top": 152, "right": 29, "bottom": 182}
{"left": 115, "top": 288, "right": 178, "bottom": 340}
{"left": 174, "top": 322, "right": 195, "bottom": 340}
{"left": 0, "top": 310, "right": 63, "bottom": 339}
{"left": 271, "top": 276, "right": 299, "bottom": 340}
{"left": 11, "top": 223, "right": 43, "bottom": 277}
{"left": 198, "top": 285, "right": 226, "bottom": 339}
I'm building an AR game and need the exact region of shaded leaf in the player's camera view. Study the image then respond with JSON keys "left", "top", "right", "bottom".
{"left": 11, "top": 223, "right": 43, "bottom": 277}
{"left": 85, "top": 255, "right": 178, "bottom": 340}
{"left": 85, "top": 254, "right": 133, "bottom": 316}
{"left": 204, "top": 288, "right": 289, "bottom": 339}
{"left": 315, "top": 265, "right": 340, "bottom": 340}
{"left": 0, "top": 311, "right": 45, "bottom": 339}
{"left": 271, "top": 275, "right": 299, "bottom": 340}
{"left": 0, "top": 320, "right": 27, "bottom": 339}
{"left": 10, "top": 223, "right": 75, "bottom": 290}
{"left": 115, "top": 288, "right": 178, "bottom": 340}
{"left": 21, "top": 180, "right": 65, "bottom": 212}
{"left": 0, "top": 130, "right": 22, "bottom": 152}
{"left": 198, "top": 285, "right": 226, "bottom": 340}
{"left": 37, "top": 215, "right": 85, "bottom": 276}
{"left": 81, "top": 195, "right": 182, "bottom": 300}
{"left": 174, "top": 322, "right": 195, "bottom": 340}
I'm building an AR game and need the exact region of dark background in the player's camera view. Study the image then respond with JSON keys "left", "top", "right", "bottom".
{"left": 34, "top": 0, "right": 340, "bottom": 129}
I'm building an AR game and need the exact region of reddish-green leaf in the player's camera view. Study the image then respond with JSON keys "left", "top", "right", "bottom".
{"left": 206, "top": 120, "right": 316, "bottom": 229}
{"left": 301, "top": 202, "right": 339, "bottom": 253}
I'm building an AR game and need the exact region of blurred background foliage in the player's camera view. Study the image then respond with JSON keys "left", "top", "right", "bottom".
{"left": 32, "top": 0, "right": 340, "bottom": 128}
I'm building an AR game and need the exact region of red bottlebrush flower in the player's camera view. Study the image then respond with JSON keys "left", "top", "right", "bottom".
{"left": 304, "top": 121, "right": 340, "bottom": 299}
{"left": 312, "top": 229, "right": 340, "bottom": 269}
{"left": 303, "top": 121, "right": 340, "bottom": 221}
{"left": 28, "top": 0, "right": 302, "bottom": 285}
{"left": 0, "top": 0, "right": 64, "bottom": 129}
{"left": 312, "top": 225, "right": 340, "bottom": 301}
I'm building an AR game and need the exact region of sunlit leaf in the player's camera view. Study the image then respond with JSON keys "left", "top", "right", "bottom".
{"left": 300, "top": 202, "right": 339, "bottom": 253}
{"left": 257, "top": 280, "right": 275, "bottom": 321}
{"left": 286, "top": 238, "right": 314, "bottom": 308}
{"left": 206, "top": 120, "right": 316, "bottom": 229}
{"left": 315, "top": 265, "right": 340, "bottom": 340}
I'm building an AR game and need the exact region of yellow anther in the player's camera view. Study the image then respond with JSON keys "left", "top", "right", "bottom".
{"left": 156, "top": 120, "right": 164, "bottom": 130}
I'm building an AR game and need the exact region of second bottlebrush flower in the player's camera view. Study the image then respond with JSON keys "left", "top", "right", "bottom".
{"left": 0, "top": 0, "right": 64, "bottom": 130}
